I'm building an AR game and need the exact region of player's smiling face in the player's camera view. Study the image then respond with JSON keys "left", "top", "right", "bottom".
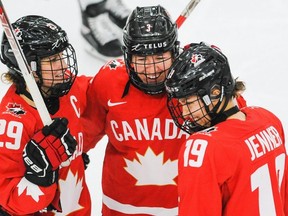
{"left": 36, "top": 52, "right": 71, "bottom": 97}
{"left": 131, "top": 51, "right": 173, "bottom": 85}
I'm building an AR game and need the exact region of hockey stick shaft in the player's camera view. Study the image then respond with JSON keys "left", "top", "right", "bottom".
{"left": 0, "top": 1, "right": 52, "bottom": 126}
{"left": 176, "top": 0, "right": 201, "bottom": 28}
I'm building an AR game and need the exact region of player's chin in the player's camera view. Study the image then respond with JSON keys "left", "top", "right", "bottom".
{"left": 146, "top": 78, "right": 165, "bottom": 85}
{"left": 153, "top": 74, "right": 167, "bottom": 84}
{"left": 193, "top": 118, "right": 207, "bottom": 127}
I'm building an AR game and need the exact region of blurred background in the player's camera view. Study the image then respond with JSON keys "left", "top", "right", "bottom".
{"left": 0, "top": 0, "right": 287, "bottom": 214}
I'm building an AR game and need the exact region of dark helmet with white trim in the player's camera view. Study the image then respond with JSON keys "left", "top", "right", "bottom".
{"left": 0, "top": 15, "right": 77, "bottom": 98}
{"left": 122, "top": 5, "right": 179, "bottom": 95}
{"left": 165, "top": 42, "right": 235, "bottom": 134}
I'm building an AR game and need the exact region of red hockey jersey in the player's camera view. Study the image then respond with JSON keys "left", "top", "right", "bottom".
{"left": 0, "top": 76, "right": 92, "bottom": 215}
{"left": 178, "top": 106, "right": 287, "bottom": 216}
{"left": 83, "top": 59, "right": 189, "bottom": 215}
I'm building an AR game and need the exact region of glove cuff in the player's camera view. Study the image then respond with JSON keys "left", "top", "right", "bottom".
{"left": 24, "top": 169, "right": 59, "bottom": 187}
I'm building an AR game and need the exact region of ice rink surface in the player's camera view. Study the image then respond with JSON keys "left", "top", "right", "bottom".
{"left": 0, "top": 0, "right": 287, "bottom": 214}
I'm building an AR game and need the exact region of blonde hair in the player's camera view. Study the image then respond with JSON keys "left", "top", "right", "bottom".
{"left": 1, "top": 71, "right": 26, "bottom": 93}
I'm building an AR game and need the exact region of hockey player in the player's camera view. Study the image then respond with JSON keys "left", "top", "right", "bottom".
{"left": 78, "top": 0, "right": 131, "bottom": 60}
{"left": 0, "top": 15, "right": 92, "bottom": 215}
{"left": 165, "top": 43, "right": 288, "bottom": 215}
{"left": 82, "top": 5, "right": 248, "bottom": 215}
{"left": 82, "top": 5, "right": 187, "bottom": 215}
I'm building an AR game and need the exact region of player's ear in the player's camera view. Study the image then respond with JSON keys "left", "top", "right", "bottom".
{"left": 210, "top": 85, "right": 221, "bottom": 99}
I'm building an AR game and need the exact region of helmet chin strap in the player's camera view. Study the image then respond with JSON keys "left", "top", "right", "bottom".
{"left": 202, "top": 85, "right": 239, "bottom": 126}
{"left": 44, "top": 97, "right": 60, "bottom": 115}
{"left": 210, "top": 105, "right": 239, "bottom": 126}
{"left": 121, "top": 80, "right": 131, "bottom": 98}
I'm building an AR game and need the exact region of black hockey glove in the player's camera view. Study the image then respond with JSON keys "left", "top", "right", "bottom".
{"left": 23, "top": 118, "right": 77, "bottom": 186}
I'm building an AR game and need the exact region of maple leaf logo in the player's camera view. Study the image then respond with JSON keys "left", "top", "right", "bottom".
{"left": 5, "top": 102, "right": 26, "bottom": 117}
{"left": 17, "top": 177, "right": 44, "bottom": 202}
{"left": 103, "top": 59, "right": 122, "bottom": 70}
{"left": 124, "top": 147, "right": 178, "bottom": 186}
{"left": 58, "top": 170, "right": 84, "bottom": 215}
{"left": 191, "top": 53, "right": 205, "bottom": 67}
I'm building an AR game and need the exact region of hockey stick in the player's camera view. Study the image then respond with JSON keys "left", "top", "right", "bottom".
{"left": 176, "top": 0, "right": 201, "bottom": 28}
{"left": 0, "top": 0, "right": 52, "bottom": 126}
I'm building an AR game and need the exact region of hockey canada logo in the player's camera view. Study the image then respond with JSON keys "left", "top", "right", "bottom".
{"left": 5, "top": 103, "right": 26, "bottom": 117}
{"left": 14, "top": 27, "right": 22, "bottom": 40}
{"left": 191, "top": 53, "right": 205, "bottom": 67}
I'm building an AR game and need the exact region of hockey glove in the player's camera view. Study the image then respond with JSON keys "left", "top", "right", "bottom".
{"left": 23, "top": 118, "right": 77, "bottom": 186}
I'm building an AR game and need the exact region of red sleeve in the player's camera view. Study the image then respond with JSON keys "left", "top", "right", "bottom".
{"left": 280, "top": 124, "right": 288, "bottom": 215}
{"left": 81, "top": 64, "right": 111, "bottom": 152}
{"left": 285, "top": 152, "right": 288, "bottom": 215}
{"left": 0, "top": 94, "right": 57, "bottom": 214}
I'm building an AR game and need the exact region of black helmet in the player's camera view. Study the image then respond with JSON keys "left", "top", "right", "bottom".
{"left": 165, "top": 42, "right": 235, "bottom": 134}
{"left": 0, "top": 15, "right": 78, "bottom": 98}
{"left": 122, "top": 5, "right": 179, "bottom": 95}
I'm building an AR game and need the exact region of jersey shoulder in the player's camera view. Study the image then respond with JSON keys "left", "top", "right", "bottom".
{"left": 72, "top": 75, "right": 93, "bottom": 92}
{"left": 97, "top": 58, "right": 126, "bottom": 79}
{"left": 0, "top": 86, "right": 38, "bottom": 127}
{"left": 63, "top": 75, "right": 93, "bottom": 109}
{"left": 242, "top": 106, "right": 283, "bottom": 128}
{"left": 89, "top": 59, "right": 128, "bottom": 97}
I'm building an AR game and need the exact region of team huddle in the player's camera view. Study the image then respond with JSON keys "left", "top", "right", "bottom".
{"left": 0, "top": 3, "right": 286, "bottom": 216}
